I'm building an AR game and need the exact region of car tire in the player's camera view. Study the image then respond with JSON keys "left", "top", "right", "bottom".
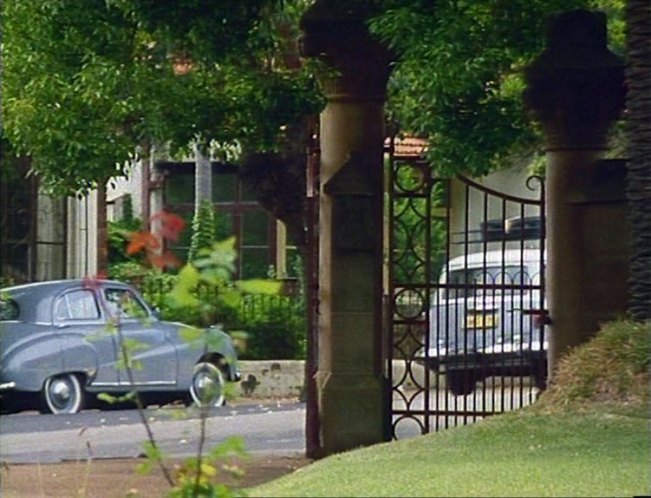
{"left": 0, "top": 394, "right": 19, "bottom": 415}
{"left": 447, "top": 369, "right": 477, "bottom": 396}
{"left": 532, "top": 360, "right": 548, "bottom": 391}
{"left": 189, "top": 362, "right": 226, "bottom": 407}
{"left": 42, "top": 373, "right": 86, "bottom": 414}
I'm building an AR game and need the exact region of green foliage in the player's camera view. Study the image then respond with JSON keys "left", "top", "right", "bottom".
{"left": 108, "top": 195, "right": 143, "bottom": 266}
{"left": 136, "top": 270, "right": 305, "bottom": 360}
{"left": 108, "top": 261, "right": 149, "bottom": 283}
{"left": 390, "top": 162, "right": 447, "bottom": 283}
{"left": 0, "top": 276, "right": 16, "bottom": 288}
{"left": 235, "top": 295, "right": 306, "bottom": 360}
{"left": 132, "top": 235, "right": 303, "bottom": 360}
{"left": 3, "top": 0, "right": 144, "bottom": 194}
{"left": 138, "top": 269, "right": 179, "bottom": 310}
{"left": 2, "top": 0, "right": 323, "bottom": 195}
{"left": 156, "top": 234, "right": 283, "bottom": 495}
{"left": 188, "top": 200, "right": 217, "bottom": 263}
{"left": 109, "top": 0, "right": 267, "bottom": 63}
{"left": 167, "top": 236, "right": 282, "bottom": 329}
{"left": 167, "top": 437, "right": 248, "bottom": 498}
{"left": 369, "top": 0, "right": 625, "bottom": 177}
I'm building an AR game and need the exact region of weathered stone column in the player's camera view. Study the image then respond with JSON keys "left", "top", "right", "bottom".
{"left": 524, "top": 10, "right": 626, "bottom": 379}
{"left": 300, "top": 1, "right": 393, "bottom": 454}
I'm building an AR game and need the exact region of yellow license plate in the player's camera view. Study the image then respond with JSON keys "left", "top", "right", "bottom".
{"left": 465, "top": 313, "right": 497, "bottom": 329}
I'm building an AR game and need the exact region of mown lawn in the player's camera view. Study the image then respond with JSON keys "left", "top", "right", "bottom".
{"left": 249, "top": 409, "right": 650, "bottom": 497}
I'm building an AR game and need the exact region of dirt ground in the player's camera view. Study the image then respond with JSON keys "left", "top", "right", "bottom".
{"left": 0, "top": 453, "right": 312, "bottom": 497}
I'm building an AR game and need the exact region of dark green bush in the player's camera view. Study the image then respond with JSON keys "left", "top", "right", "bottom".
{"left": 234, "top": 295, "right": 306, "bottom": 360}
{"left": 107, "top": 195, "right": 143, "bottom": 266}
{"left": 111, "top": 257, "right": 307, "bottom": 360}
{"left": 108, "top": 261, "right": 150, "bottom": 283}
{"left": 536, "top": 319, "right": 651, "bottom": 414}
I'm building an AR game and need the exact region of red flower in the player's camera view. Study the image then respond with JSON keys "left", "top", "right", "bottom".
{"left": 149, "top": 251, "right": 183, "bottom": 270}
{"left": 150, "top": 211, "right": 186, "bottom": 243}
{"left": 126, "top": 231, "right": 160, "bottom": 256}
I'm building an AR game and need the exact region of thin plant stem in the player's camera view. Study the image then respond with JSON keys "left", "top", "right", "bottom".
{"left": 115, "top": 327, "right": 176, "bottom": 487}
{"left": 97, "top": 284, "right": 176, "bottom": 488}
{"left": 193, "top": 345, "right": 210, "bottom": 493}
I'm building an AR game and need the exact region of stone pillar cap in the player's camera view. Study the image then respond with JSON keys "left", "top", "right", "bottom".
{"left": 527, "top": 9, "right": 624, "bottom": 71}
{"left": 523, "top": 9, "right": 625, "bottom": 149}
{"left": 298, "top": 0, "right": 394, "bottom": 101}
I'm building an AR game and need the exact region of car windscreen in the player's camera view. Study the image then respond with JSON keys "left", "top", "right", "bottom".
{"left": 103, "top": 288, "right": 149, "bottom": 319}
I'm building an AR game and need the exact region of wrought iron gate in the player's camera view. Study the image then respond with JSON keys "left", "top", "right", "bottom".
{"left": 386, "top": 147, "right": 547, "bottom": 439}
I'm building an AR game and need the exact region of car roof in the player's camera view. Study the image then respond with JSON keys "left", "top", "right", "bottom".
{"left": 0, "top": 279, "right": 132, "bottom": 323}
{"left": 445, "top": 249, "right": 544, "bottom": 272}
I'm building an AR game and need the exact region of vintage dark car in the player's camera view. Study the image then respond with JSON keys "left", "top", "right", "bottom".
{"left": 0, "top": 279, "right": 240, "bottom": 414}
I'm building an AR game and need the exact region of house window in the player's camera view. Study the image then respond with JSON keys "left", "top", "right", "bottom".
{"left": 158, "top": 161, "right": 277, "bottom": 279}
{"left": 0, "top": 171, "right": 34, "bottom": 283}
{"left": 0, "top": 158, "right": 67, "bottom": 284}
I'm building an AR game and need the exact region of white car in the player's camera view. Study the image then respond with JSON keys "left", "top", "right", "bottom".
{"left": 426, "top": 249, "right": 547, "bottom": 395}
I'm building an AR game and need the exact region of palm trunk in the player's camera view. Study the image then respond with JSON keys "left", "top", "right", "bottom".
{"left": 194, "top": 142, "right": 213, "bottom": 212}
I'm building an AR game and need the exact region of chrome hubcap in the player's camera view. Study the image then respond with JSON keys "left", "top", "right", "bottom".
{"left": 191, "top": 363, "right": 224, "bottom": 406}
{"left": 49, "top": 378, "right": 72, "bottom": 409}
{"left": 194, "top": 373, "right": 218, "bottom": 402}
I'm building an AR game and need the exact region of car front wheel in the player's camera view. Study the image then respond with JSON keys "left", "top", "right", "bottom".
{"left": 189, "top": 362, "right": 225, "bottom": 407}
{"left": 42, "top": 373, "right": 85, "bottom": 414}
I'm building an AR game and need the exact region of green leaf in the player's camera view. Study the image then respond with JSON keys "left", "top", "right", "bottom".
{"left": 235, "top": 279, "right": 282, "bottom": 295}
{"left": 179, "top": 325, "right": 203, "bottom": 343}
{"left": 167, "top": 286, "right": 201, "bottom": 309}
{"left": 177, "top": 263, "right": 201, "bottom": 290}
{"left": 96, "top": 392, "right": 118, "bottom": 404}
{"left": 142, "top": 440, "right": 163, "bottom": 462}
{"left": 135, "top": 460, "right": 153, "bottom": 476}
{"left": 218, "top": 289, "right": 243, "bottom": 309}
{"left": 209, "top": 436, "right": 248, "bottom": 460}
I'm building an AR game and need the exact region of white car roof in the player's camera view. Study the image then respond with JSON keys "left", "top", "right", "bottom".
{"left": 445, "top": 249, "right": 544, "bottom": 272}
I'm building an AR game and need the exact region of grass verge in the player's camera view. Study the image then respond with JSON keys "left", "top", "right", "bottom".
{"left": 250, "top": 320, "right": 650, "bottom": 497}
{"left": 250, "top": 409, "right": 650, "bottom": 497}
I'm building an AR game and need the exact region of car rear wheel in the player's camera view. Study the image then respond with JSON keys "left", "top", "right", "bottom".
{"left": 42, "top": 373, "right": 85, "bottom": 414}
{"left": 189, "top": 362, "right": 225, "bottom": 407}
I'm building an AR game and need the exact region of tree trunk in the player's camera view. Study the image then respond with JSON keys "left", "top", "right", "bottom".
{"left": 625, "top": 0, "right": 651, "bottom": 320}
{"left": 96, "top": 182, "right": 108, "bottom": 276}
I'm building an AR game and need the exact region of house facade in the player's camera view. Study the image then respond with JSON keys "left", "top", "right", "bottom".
{"left": 0, "top": 157, "right": 96, "bottom": 284}
{"left": 0, "top": 155, "right": 299, "bottom": 285}
{"left": 1, "top": 144, "right": 538, "bottom": 286}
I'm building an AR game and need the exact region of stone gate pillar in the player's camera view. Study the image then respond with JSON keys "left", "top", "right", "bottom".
{"left": 524, "top": 10, "right": 627, "bottom": 380}
{"left": 300, "top": 1, "right": 393, "bottom": 454}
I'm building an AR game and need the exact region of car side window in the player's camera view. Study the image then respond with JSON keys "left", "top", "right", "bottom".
{"left": 55, "top": 290, "right": 100, "bottom": 321}
{"left": 0, "top": 298, "right": 19, "bottom": 320}
{"left": 103, "top": 288, "right": 148, "bottom": 319}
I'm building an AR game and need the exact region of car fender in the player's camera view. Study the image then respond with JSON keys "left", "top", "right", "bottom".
{"left": 1, "top": 325, "right": 65, "bottom": 392}
{"left": 172, "top": 324, "right": 239, "bottom": 387}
